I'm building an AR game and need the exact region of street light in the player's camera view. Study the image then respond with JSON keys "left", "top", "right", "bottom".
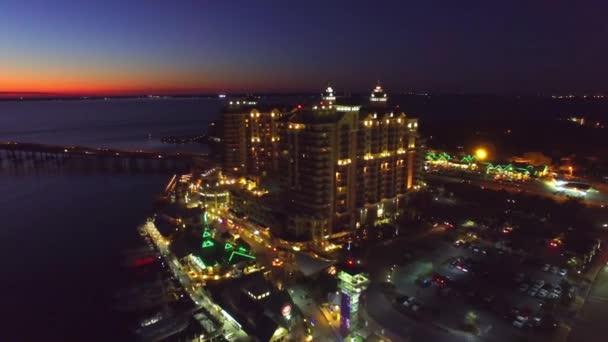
{"left": 475, "top": 148, "right": 488, "bottom": 161}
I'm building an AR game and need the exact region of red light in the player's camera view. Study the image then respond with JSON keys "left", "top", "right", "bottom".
{"left": 134, "top": 256, "right": 155, "bottom": 267}
{"left": 347, "top": 259, "right": 353, "bottom": 265}
{"left": 281, "top": 304, "right": 292, "bottom": 317}
{"left": 297, "top": 104, "right": 302, "bottom": 109}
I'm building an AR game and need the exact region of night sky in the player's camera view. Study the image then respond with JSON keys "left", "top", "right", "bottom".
{"left": 1, "top": 0, "right": 607, "bottom": 95}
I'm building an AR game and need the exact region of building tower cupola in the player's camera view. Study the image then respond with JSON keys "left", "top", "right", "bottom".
{"left": 369, "top": 82, "right": 388, "bottom": 107}
{"left": 322, "top": 84, "right": 336, "bottom": 105}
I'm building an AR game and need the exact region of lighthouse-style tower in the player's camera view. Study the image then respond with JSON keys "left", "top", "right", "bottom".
{"left": 369, "top": 82, "right": 388, "bottom": 107}
{"left": 322, "top": 84, "right": 336, "bottom": 105}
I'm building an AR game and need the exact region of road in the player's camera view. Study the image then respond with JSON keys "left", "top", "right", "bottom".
{"left": 427, "top": 174, "right": 608, "bottom": 208}
{"left": 364, "top": 284, "right": 475, "bottom": 342}
{"left": 288, "top": 284, "right": 340, "bottom": 342}
{"left": 143, "top": 221, "right": 248, "bottom": 341}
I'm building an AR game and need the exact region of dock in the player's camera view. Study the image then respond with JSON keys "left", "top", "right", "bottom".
{"left": 0, "top": 141, "right": 212, "bottom": 173}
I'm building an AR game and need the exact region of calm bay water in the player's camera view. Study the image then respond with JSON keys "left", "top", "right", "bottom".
{"left": 0, "top": 98, "right": 221, "bottom": 341}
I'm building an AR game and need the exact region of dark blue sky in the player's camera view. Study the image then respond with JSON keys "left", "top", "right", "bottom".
{"left": 1, "top": 0, "right": 607, "bottom": 95}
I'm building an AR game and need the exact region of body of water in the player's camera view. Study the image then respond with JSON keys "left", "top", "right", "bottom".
{"left": 0, "top": 98, "right": 221, "bottom": 341}
{"left": 0, "top": 98, "right": 221, "bottom": 152}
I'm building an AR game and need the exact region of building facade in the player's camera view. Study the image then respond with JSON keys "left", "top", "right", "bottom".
{"left": 279, "top": 85, "right": 422, "bottom": 244}
{"left": 279, "top": 107, "right": 359, "bottom": 242}
{"left": 354, "top": 85, "right": 420, "bottom": 228}
{"left": 222, "top": 100, "right": 285, "bottom": 178}
{"left": 221, "top": 85, "right": 422, "bottom": 244}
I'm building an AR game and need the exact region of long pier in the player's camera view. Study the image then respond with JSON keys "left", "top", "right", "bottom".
{"left": 0, "top": 142, "right": 212, "bottom": 173}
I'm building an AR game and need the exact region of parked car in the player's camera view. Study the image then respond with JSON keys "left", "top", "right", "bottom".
{"left": 400, "top": 296, "right": 416, "bottom": 307}
{"left": 542, "top": 264, "right": 550, "bottom": 272}
{"left": 528, "top": 288, "right": 539, "bottom": 296}
{"left": 537, "top": 289, "right": 549, "bottom": 298}
{"left": 432, "top": 274, "right": 450, "bottom": 287}
{"left": 551, "top": 286, "right": 562, "bottom": 298}
{"left": 533, "top": 280, "right": 545, "bottom": 289}
{"left": 456, "top": 262, "right": 471, "bottom": 273}
{"left": 529, "top": 316, "right": 542, "bottom": 327}
{"left": 513, "top": 316, "right": 528, "bottom": 328}
{"left": 519, "top": 283, "right": 530, "bottom": 292}
{"left": 550, "top": 266, "right": 559, "bottom": 274}
{"left": 453, "top": 239, "right": 465, "bottom": 247}
{"left": 559, "top": 269, "right": 568, "bottom": 277}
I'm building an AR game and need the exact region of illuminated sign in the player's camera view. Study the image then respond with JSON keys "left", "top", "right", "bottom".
{"left": 281, "top": 304, "right": 292, "bottom": 317}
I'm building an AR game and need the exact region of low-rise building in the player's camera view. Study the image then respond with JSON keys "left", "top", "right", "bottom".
{"left": 206, "top": 272, "right": 299, "bottom": 341}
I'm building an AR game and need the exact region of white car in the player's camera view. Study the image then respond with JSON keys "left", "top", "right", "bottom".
{"left": 529, "top": 316, "right": 542, "bottom": 327}
{"left": 537, "top": 289, "right": 549, "bottom": 298}
{"left": 401, "top": 296, "right": 416, "bottom": 308}
{"left": 542, "top": 264, "right": 550, "bottom": 272}
{"left": 552, "top": 286, "right": 562, "bottom": 297}
{"left": 519, "top": 283, "right": 530, "bottom": 292}
{"left": 513, "top": 316, "right": 528, "bottom": 328}
{"left": 534, "top": 280, "right": 545, "bottom": 288}
{"left": 559, "top": 269, "right": 568, "bottom": 277}
{"left": 528, "top": 288, "right": 538, "bottom": 296}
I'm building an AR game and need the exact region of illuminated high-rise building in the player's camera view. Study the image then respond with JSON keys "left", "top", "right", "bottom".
{"left": 222, "top": 85, "right": 422, "bottom": 244}
{"left": 221, "top": 99, "right": 285, "bottom": 178}
{"left": 279, "top": 104, "right": 359, "bottom": 242}
{"left": 279, "top": 84, "right": 422, "bottom": 244}
{"left": 354, "top": 83, "right": 420, "bottom": 227}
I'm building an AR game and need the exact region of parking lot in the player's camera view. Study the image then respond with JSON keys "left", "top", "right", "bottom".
{"left": 386, "top": 234, "right": 578, "bottom": 342}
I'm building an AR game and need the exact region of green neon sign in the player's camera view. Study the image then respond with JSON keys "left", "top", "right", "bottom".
{"left": 228, "top": 251, "right": 256, "bottom": 263}
{"left": 460, "top": 155, "right": 476, "bottom": 164}
{"left": 202, "top": 240, "right": 214, "bottom": 248}
{"left": 203, "top": 230, "right": 211, "bottom": 238}
{"left": 225, "top": 243, "right": 233, "bottom": 251}
{"left": 425, "top": 152, "right": 453, "bottom": 163}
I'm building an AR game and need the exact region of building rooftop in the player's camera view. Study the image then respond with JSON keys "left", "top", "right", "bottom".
{"left": 290, "top": 109, "right": 346, "bottom": 125}
{"left": 359, "top": 105, "right": 406, "bottom": 118}
{"left": 221, "top": 103, "right": 291, "bottom": 114}
{"left": 206, "top": 272, "right": 297, "bottom": 341}
{"left": 169, "top": 227, "right": 256, "bottom": 267}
